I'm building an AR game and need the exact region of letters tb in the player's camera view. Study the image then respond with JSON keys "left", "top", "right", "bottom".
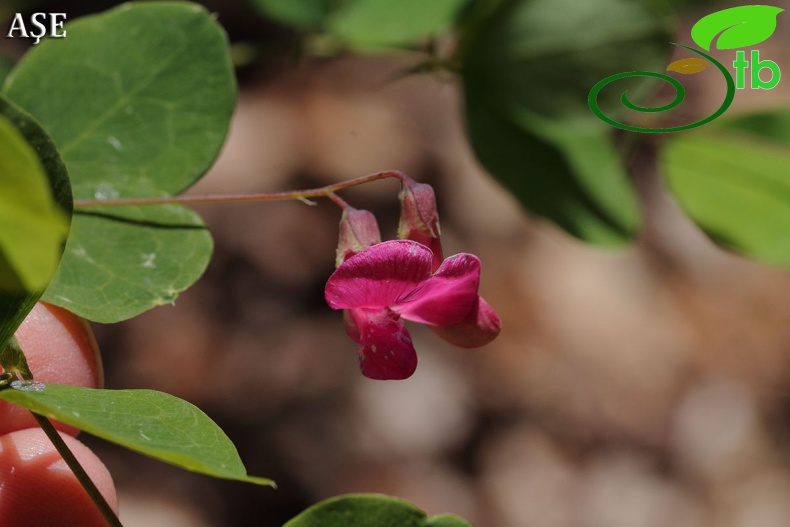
{"left": 732, "top": 50, "right": 781, "bottom": 90}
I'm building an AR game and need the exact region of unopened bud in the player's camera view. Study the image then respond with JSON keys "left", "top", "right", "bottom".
{"left": 336, "top": 207, "right": 381, "bottom": 267}
{"left": 397, "top": 177, "right": 443, "bottom": 271}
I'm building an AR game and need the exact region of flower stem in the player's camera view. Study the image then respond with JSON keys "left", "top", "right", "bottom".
{"left": 32, "top": 412, "right": 123, "bottom": 527}
{"left": 73, "top": 170, "right": 408, "bottom": 209}
{"left": 327, "top": 192, "right": 352, "bottom": 210}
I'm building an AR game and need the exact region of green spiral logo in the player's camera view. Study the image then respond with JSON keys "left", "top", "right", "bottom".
{"left": 588, "top": 44, "right": 735, "bottom": 133}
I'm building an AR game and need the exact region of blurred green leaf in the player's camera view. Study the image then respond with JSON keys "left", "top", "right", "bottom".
{"left": 691, "top": 5, "right": 784, "bottom": 51}
{"left": 0, "top": 0, "right": 47, "bottom": 22}
{"left": 461, "top": 0, "right": 671, "bottom": 121}
{"left": 328, "top": 0, "right": 469, "bottom": 50}
{"left": 464, "top": 96, "right": 640, "bottom": 245}
{"left": 662, "top": 110, "right": 790, "bottom": 265}
{"left": 0, "top": 96, "right": 71, "bottom": 351}
{"left": 3, "top": 2, "right": 236, "bottom": 322}
{"left": 424, "top": 515, "right": 473, "bottom": 527}
{"left": 250, "top": 0, "right": 335, "bottom": 29}
{"left": 462, "top": 0, "right": 670, "bottom": 246}
{"left": 0, "top": 383, "right": 273, "bottom": 486}
{"left": 0, "top": 54, "right": 11, "bottom": 86}
{"left": 284, "top": 494, "right": 472, "bottom": 527}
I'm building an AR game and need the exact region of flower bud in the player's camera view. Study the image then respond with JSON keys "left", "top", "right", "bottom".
{"left": 397, "top": 177, "right": 443, "bottom": 271}
{"left": 336, "top": 207, "right": 381, "bottom": 267}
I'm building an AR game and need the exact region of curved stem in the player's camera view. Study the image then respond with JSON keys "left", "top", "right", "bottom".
{"left": 32, "top": 413, "right": 123, "bottom": 527}
{"left": 73, "top": 170, "right": 408, "bottom": 209}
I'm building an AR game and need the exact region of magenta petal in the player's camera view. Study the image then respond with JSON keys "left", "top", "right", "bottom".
{"left": 325, "top": 240, "right": 433, "bottom": 310}
{"left": 394, "top": 253, "right": 481, "bottom": 326}
{"left": 430, "top": 296, "right": 501, "bottom": 348}
{"left": 347, "top": 308, "right": 417, "bottom": 380}
{"left": 403, "top": 230, "right": 444, "bottom": 273}
{"left": 342, "top": 309, "right": 361, "bottom": 343}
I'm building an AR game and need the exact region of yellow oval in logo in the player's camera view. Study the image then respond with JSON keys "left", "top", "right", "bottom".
{"left": 666, "top": 57, "right": 710, "bottom": 74}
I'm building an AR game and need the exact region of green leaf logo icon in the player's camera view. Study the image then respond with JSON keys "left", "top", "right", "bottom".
{"left": 691, "top": 5, "right": 784, "bottom": 51}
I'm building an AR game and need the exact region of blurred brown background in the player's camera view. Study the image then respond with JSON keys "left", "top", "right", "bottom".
{"left": 7, "top": 1, "right": 790, "bottom": 525}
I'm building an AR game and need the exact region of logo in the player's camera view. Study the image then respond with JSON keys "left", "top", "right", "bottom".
{"left": 589, "top": 5, "right": 783, "bottom": 133}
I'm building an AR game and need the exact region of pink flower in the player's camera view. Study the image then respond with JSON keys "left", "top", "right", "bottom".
{"left": 325, "top": 239, "right": 500, "bottom": 380}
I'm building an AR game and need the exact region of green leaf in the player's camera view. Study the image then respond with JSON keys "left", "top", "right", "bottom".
{"left": 0, "top": 111, "right": 68, "bottom": 293}
{"left": 0, "top": 53, "right": 11, "bottom": 85}
{"left": 283, "top": 494, "right": 473, "bottom": 527}
{"left": 691, "top": 5, "right": 784, "bottom": 51}
{"left": 464, "top": 95, "right": 640, "bottom": 245}
{"left": 461, "top": 0, "right": 671, "bottom": 121}
{"left": 0, "top": 95, "right": 71, "bottom": 350}
{"left": 3, "top": 2, "right": 236, "bottom": 322}
{"left": 0, "top": 383, "right": 273, "bottom": 486}
{"left": 424, "top": 514, "right": 474, "bottom": 527}
{"left": 329, "top": 0, "right": 469, "bottom": 50}
{"left": 46, "top": 205, "right": 213, "bottom": 323}
{"left": 462, "top": 0, "right": 669, "bottom": 245}
{"left": 250, "top": 0, "right": 335, "bottom": 29}
{"left": 662, "top": 110, "right": 790, "bottom": 265}
{"left": 2, "top": 3, "right": 235, "bottom": 195}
